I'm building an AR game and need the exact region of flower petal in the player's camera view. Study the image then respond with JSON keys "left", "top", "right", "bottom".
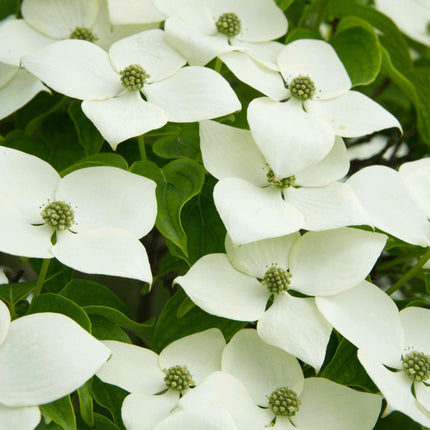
{"left": 107, "top": 0, "right": 166, "bottom": 25}
{"left": 56, "top": 166, "right": 156, "bottom": 238}
{"left": 159, "top": 329, "right": 225, "bottom": 385}
{"left": 248, "top": 97, "right": 335, "bottom": 178}
{"left": 289, "top": 228, "right": 387, "bottom": 296}
{"left": 225, "top": 233, "right": 300, "bottom": 279}
{"left": 0, "top": 300, "right": 10, "bottom": 347}
{"left": 22, "top": 0, "right": 99, "bottom": 39}
{"left": 347, "top": 165, "right": 430, "bottom": 246}
{"left": 415, "top": 383, "right": 430, "bottom": 413}
{"left": 53, "top": 228, "right": 152, "bottom": 283}
{"left": 214, "top": 178, "right": 304, "bottom": 245}
{"left": 400, "top": 307, "right": 430, "bottom": 355}
{"left": 294, "top": 378, "right": 382, "bottom": 430}
{"left": 109, "top": 29, "right": 186, "bottom": 80}
{"left": 222, "top": 329, "right": 304, "bottom": 406}
{"left": 257, "top": 295, "right": 332, "bottom": 371}
{"left": 96, "top": 341, "right": 165, "bottom": 394}
{"left": 144, "top": 66, "right": 241, "bottom": 122}
{"left": 174, "top": 253, "right": 269, "bottom": 321}
{"left": 284, "top": 183, "right": 369, "bottom": 231}
{"left": 306, "top": 91, "right": 402, "bottom": 137}
{"left": 199, "top": 120, "right": 267, "bottom": 185}
{"left": 0, "top": 312, "right": 110, "bottom": 407}
{"left": 22, "top": 39, "right": 122, "bottom": 100}
{"left": 278, "top": 39, "right": 351, "bottom": 99}
{"left": 316, "top": 281, "right": 404, "bottom": 368}
{"left": 82, "top": 91, "right": 167, "bottom": 149}
{"left": 0, "top": 62, "right": 17, "bottom": 87}
{"left": 230, "top": 40, "right": 284, "bottom": 70}
{"left": 0, "top": 405, "right": 40, "bottom": 430}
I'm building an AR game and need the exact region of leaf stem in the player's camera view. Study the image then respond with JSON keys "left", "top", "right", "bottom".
{"left": 386, "top": 248, "right": 430, "bottom": 295}
{"left": 138, "top": 135, "right": 146, "bottom": 160}
{"left": 33, "top": 259, "right": 51, "bottom": 299}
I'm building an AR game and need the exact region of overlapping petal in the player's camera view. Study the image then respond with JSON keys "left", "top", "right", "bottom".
{"left": 107, "top": 0, "right": 166, "bottom": 25}
{"left": 0, "top": 405, "right": 41, "bottom": 430}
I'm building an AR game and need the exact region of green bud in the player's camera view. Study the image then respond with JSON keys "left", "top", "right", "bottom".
{"left": 262, "top": 265, "right": 291, "bottom": 295}
{"left": 268, "top": 386, "right": 301, "bottom": 417}
{"left": 402, "top": 350, "right": 430, "bottom": 383}
{"left": 41, "top": 201, "right": 75, "bottom": 231}
{"left": 69, "top": 26, "right": 98, "bottom": 42}
{"left": 120, "top": 64, "right": 150, "bottom": 91}
{"left": 267, "top": 168, "right": 296, "bottom": 189}
{"left": 289, "top": 75, "right": 316, "bottom": 101}
{"left": 216, "top": 12, "right": 241, "bottom": 37}
{"left": 164, "top": 365, "right": 194, "bottom": 392}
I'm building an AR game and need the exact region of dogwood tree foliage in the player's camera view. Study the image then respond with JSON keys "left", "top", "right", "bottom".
{"left": 0, "top": 0, "right": 430, "bottom": 429}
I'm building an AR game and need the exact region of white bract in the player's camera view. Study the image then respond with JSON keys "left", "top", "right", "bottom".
{"left": 107, "top": 0, "right": 166, "bottom": 25}
{"left": 0, "top": 300, "right": 110, "bottom": 430}
{"left": 221, "top": 329, "right": 382, "bottom": 430}
{"left": 0, "top": 146, "right": 157, "bottom": 283}
{"left": 200, "top": 120, "right": 368, "bottom": 245}
{"left": 246, "top": 38, "right": 402, "bottom": 178}
{"left": 358, "top": 307, "right": 430, "bottom": 427}
{"left": 22, "top": 29, "right": 240, "bottom": 149}
{"left": 152, "top": 0, "right": 287, "bottom": 66}
{"left": 96, "top": 329, "right": 225, "bottom": 430}
{"left": 175, "top": 228, "right": 387, "bottom": 370}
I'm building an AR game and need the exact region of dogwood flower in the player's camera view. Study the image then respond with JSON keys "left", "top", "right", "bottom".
{"left": 0, "top": 146, "right": 157, "bottom": 282}
{"left": 358, "top": 306, "right": 430, "bottom": 427}
{"left": 200, "top": 120, "right": 368, "bottom": 244}
{"left": 22, "top": 29, "right": 240, "bottom": 149}
{"left": 0, "top": 299, "right": 110, "bottom": 429}
{"left": 246, "top": 38, "right": 402, "bottom": 178}
{"left": 175, "top": 228, "right": 386, "bottom": 370}
{"left": 152, "top": 0, "right": 287, "bottom": 66}
{"left": 220, "top": 329, "right": 382, "bottom": 430}
{"left": 107, "top": 0, "right": 165, "bottom": 25}
{"left": 96, "top": 329, "right": 225, "bottom": 430}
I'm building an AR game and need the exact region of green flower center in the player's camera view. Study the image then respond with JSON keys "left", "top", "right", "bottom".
{"left": 267, "top": 168, "right": 296, "bottom": 189}
{"left": 268, "top": 386, "right": 301, "bottom": 417}
{"left": 289, "top": 75, "right": 316, "bottom": 101}
{"left": 120, "top": 65, "right": 150, "bottom": 91}
{"left": 216, "top": 12, "right": 241, "bottom": 37}
{"left": 41, "top": 201, "right": 75, "bottom": 231}
{"left": 262, "top": 265, "right": 291, "bottom": 295}
{"left": 69, "top": 26, "right": 98, "bottom": 42}
{"left": 402, "top": 350, "right": 430, "bottom": 382}
{"left": 164, "top": 365, "right": 194, "bottom": 392}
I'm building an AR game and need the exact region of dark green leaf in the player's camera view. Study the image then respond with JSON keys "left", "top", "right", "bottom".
{"left": 29, "top": 258, "right": 74, "bottom": 294}
{"left": 374, "top": 411, "right": 422, "bottom": 430}
{"left": 76, "top": 413, "right": 122, "bottom": 430}
{"left": 89, "top": 314, "right": 131, "bottom": 343}
{"left": 1, "top": 130, "right": 49, "bottom": 161}
{"left": 60, "top": 153, "right": 128, "bottom": 177}
{"left": 78, "top": 381, "right": 94, "bottom": 428}
{"left": 0, "top": 0, "right": 19, "bottom": 19}
{"left": 40, "top": 395, "right": 76, "bottom": 430}
{"left": 0, "top": 281, "right": 35, "bottom": 306}
{"left": 285, "top": 27, "right": 322, "bottom": 44}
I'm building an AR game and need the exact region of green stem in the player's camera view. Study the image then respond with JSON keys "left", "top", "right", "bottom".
{"left": 33, "top": 259, "right": 51, "bottom": 299}
{"left": 214, "top": 58, "right": 223, "bottom": 74}
{"left": 138, "top": 135, "right": 146, "bottom": 160}
{"left": 386, "top": 248, "right": 430, "bottom": 295}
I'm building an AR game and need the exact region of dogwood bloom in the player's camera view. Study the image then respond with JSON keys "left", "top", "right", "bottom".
{"left": 358, "top": 307, "right": 430, "bottom": 427}
{"left": 96, "top": 329, "right": 225, "bottom": 430}
{"left": 0, "top": 299, "right": 110, "bottom": 429}
{"left": 246, "top": 39, "right": 401, "bottom": 178}
{"left": 175, "top": 228, "right": 386, "bottom": 370}
{"left": 200, "top": 120, "right": 368, "bottom": 244}
{"left": 107, "top": 0, "right": 165, "bottom": 25}
{"left": 220, "top": 329, "right": 382, "bottom": 430}
{"left": 22, "top": 30, "right": 240, "bottom": 149}
{"left": 0, "top": 146, "right": 157, "bottom": 282}
{"left": 152, "top": 0, "right": 287, "bottom": 66}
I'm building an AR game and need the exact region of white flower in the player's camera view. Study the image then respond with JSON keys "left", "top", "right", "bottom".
{"left": 107, "top": 0, "right": 166, "bottom": 25}
{"left": 246, "top": 38, "right": 402, "bottom": 179}
{"left": 220, "top": 329, "right": 382, "bottom": 430}
{"left": 0, "top": 299, "right": 110, "bottom": 430}
{"left": 152, "top": 0, "right": 288, "bottom": 66}
{"left": 358, "top": 306, "right": 430, "bottom": 427}
{"left": 22, "top": 29, "right": 240, "bottom": 149}
{"left": 0, "top": 146, "right": 157, "bottom": 282}
{"left": 175, "top": 228, "right": 387, "bottom": 370}
{"left": 200, "top": 120, "right": 368, "bottom": 245}
{"left": 96, "top": 329, "right": 225, "bottom": 430}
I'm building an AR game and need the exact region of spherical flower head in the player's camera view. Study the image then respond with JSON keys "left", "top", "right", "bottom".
{"left": 263, "top": 265, "right": 291, "bottom": 295}
{"left": 40, "top": 201, "right": 74, "bottom": 231}
{"left": 69, "top": 26, "right": 98, "bottom": 43}
{"left": 402, "top": 350, "right": 430, "bottom": 383}
{"left": 289, "top": 75, "right": 316, "bottom": 101}
{"left": 164, "top": 365, "right": 194, "bottom": 392}
{"left": 266, "top": 168, "right": 296, "bottom": 189}
{"left": 120, "top": 65, "right": 150, "bottom": 91}
{"left": 216, "top": 12, "right": 241, "bottom": 37}
{"left": 268, "top": 386, "right": 301, "bottom": 417}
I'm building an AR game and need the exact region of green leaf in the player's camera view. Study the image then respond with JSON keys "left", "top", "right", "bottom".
{"left": 29, "top": 293, "right": 92, "bottom": 332}
{"left": 68, "top": 101, "right": 105, "bottom": 155}
{"left": 130, "top": 159, "right": 205, "bottom": 261}
{"left": 151, "top": 289, "right": 246, "bottom": 353}
{"left": 29, "top": 258, "right": 74, "bottom": 294}
{"left": 78, "top": 381, "right": 94, "bottom": 428}
{"left": 0, "top": 281, "right": 36, "bottom": 306}
{"left": 76, "top": 413, "right": 122, "bottom": 430}
{"left": 89, "top": 314, "right": 131, "bottom": 343}
{"left": 60, "top": 153, "right": 128, "bottom": 177}
{"left": 285, "top": 27, "right": 322, "bottom": 44}
{"left": 0, "top": 0, "right": 19, "bottom": 19}
{"left": 40, "top": 395, "right": 76, "bottom": 430}
{"left": 275, "top": 0, "right": 295, "bottom": 11}
{"left": 374, "top": 411, "right": 422, "bottom": 430}
{"left": 1, "top": 130, "right": 50, "bottom": 162}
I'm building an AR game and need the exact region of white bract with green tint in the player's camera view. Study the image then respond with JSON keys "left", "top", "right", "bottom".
{"left": 22, "top": 29, "right": 240, "bottom": 149}
{"left": 175, "top": 228, "right": 387, "bottom": 370}
{"left": 246, "top": 38, "right": 401, "bottom": 179}
{"left": 96, "top": 329, "right": 225, "bottom": 430}
{"left": 200, "top": 120, "right": 368, "bottom": 245}
{"left": 0, "top": 300, "right": 110, "bottom": 430}
{"left": 0, "top": 146, "right": 157, "bottom": 282}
